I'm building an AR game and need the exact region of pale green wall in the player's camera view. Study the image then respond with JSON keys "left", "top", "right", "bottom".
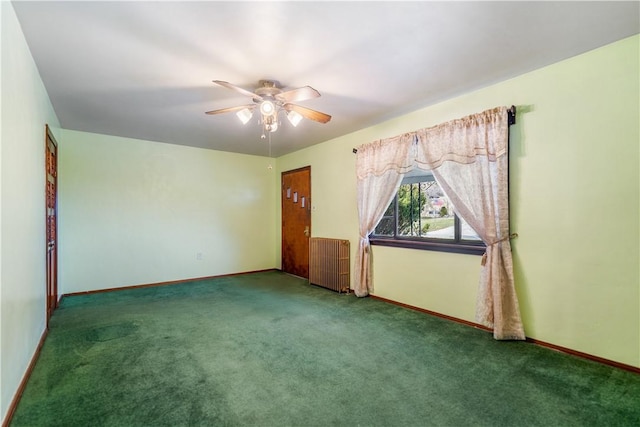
{"left": 58, "top": 130, "right": 277, "bottom": 294}
{"left": 278, "top": 35, "right": 639, "bottom": 368}
{"left": 275, "top": 138, "right": 360, "bottom": 270}
{"left": 0, "top": 2, "right": 61, "bottom": 421}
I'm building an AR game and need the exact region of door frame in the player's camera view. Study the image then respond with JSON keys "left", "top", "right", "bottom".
{"left": 45, "top": 124, "right": 59, "bottom": 326}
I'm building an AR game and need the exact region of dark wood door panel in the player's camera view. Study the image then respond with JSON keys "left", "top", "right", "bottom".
{"left": 45, "top": 125, "right": 58, "bottom": 325}
{"left": 281, "top": 166, "right": 311, "bottom": 278}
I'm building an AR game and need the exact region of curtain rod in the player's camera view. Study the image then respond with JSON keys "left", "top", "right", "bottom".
{"left": 507, "top": 105, "right": 517, "bottom": 125}
{"left": 352, "top": 105, "right": 517, "bottom": 154}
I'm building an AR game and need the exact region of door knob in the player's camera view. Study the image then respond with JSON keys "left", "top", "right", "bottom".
{"left": 304, "top": 226, "right": 310, "bottom": 237}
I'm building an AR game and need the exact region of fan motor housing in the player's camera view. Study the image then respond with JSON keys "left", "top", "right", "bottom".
{"left": 255, "top": 80, "right": 282, "bottom": 99}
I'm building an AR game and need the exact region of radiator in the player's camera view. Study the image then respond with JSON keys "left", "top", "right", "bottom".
{"left": 309, "top": 238, "right": 350, "bottom": 293}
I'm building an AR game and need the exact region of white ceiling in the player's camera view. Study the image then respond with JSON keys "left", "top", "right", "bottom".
{"left": 11, "top": 1, "right": 640, "bottom": 157}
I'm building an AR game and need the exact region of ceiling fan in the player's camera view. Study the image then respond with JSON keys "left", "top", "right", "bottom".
{"left": 205, "top": 80, "right": 331, "bottom": 136}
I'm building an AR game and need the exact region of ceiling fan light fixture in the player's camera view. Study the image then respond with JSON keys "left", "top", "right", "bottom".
{"left": 263, "top": 114, "right": 278, "bottom": 133}
{"left": 259, "top": 100, "right": 275, "bottom": 116}
{"left": 287, "top": 110, "right": 303, "bottom": 127}
{"left": 208, "top": 79, "right": 331, "bottom": 139}
{"left": 236, "top": 108, "right": 253, "bottom": 125}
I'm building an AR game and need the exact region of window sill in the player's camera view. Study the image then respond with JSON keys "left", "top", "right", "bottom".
{"left": 369, "top": 237, "right": 486, "bottom": 256}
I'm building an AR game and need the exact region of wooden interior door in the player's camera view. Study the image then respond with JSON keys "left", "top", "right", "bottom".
{"left": 281, "top": 166, "right": 311, "bottom": 278}
{"left": 45, "top": 125, "right": 58, "bottom": 325}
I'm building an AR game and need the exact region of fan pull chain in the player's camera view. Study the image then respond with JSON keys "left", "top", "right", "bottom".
{"left": 267, "top": 131, "right": 273, "bottom": 170}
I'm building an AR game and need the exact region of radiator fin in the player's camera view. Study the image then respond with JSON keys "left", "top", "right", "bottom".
{"left": 309, "top": 238, "right": 350, "bottom": 293}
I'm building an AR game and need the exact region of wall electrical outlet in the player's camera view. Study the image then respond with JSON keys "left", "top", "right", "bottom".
{"left": 196, "top": 252, "right": 203, "bottom": 261}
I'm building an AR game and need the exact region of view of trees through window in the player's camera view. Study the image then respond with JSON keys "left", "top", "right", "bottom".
{"left": 374, "top": 176, "right": 482, "bottom": 242}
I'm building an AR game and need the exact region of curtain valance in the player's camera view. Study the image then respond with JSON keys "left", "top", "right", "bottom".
{"left": 355, "top": 133, "right": 415, "bottom": 179}
{"left": 415, "top": 106, "right": 508, "bottom": 169}
{"left": 355, "top": 107, "right": 508, "bottom": 176}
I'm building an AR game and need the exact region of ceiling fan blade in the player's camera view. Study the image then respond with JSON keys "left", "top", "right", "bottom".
{"left": 284, "top": 103, "right": 331, "bottom": 124}
{"left": 205, "top": 104, "right": 255, "bottom": 115}
{"left": 276, "top": 86, "right": 321, "bottom": 103}
{"left": 212, "top": 80, "right": 263, "bottom": 101}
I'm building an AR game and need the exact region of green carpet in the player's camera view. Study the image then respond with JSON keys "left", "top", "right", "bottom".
{"left": 10, "top": 271, "right": 640, "bottom": 426}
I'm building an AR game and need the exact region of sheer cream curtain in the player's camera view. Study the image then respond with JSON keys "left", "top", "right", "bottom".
{"left": 354, "top": 134, "right": 414, "bottom": 297}
{"left": 414, "top": 107, "right": 524, "bottom": 340}
{"left": 354, "top": 106, "right": 525, "bottom": 340}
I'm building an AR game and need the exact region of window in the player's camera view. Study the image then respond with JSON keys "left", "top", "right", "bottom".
{"left": 370, "top": 170, "right": 485, "bottom": 255}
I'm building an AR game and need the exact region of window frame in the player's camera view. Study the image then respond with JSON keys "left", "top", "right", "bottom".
{"left": 369, "top": 172, "right": 486, "bottom": 256}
